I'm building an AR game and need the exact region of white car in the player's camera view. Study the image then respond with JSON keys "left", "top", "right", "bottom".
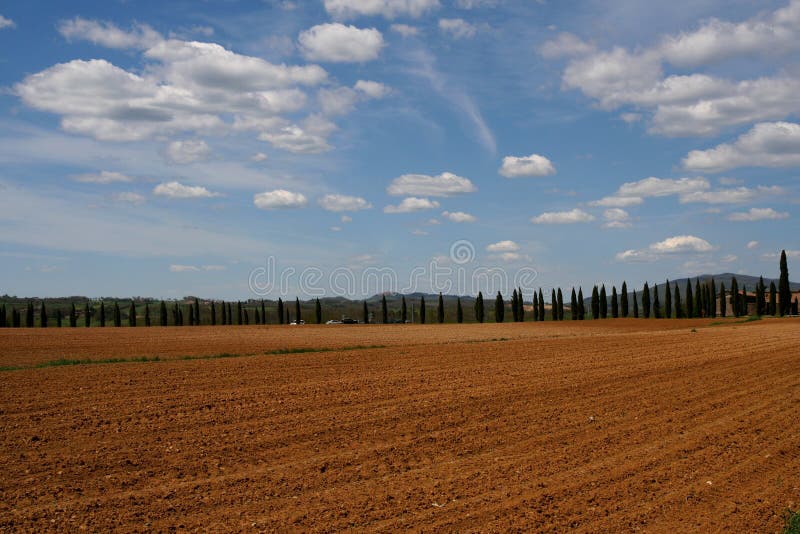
{"left": 289, "top": 320, "right": 306, "bottom": 325}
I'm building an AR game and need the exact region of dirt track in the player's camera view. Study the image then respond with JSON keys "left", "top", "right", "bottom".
{"left": 1, "top": 319, "right": 798, "bottom": 531}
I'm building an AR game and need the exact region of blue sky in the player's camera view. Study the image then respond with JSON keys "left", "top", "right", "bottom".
{"left": 0, "top": 0, "right": 798, "bottom": 300}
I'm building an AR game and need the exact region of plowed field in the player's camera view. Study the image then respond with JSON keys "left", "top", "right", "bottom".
{"left": 1, "top": 319, "right": 798, "bottom": 531}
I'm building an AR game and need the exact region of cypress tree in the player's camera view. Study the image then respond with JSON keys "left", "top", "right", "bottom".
{"left": 12, "top": 307, "right": 20, "bottom": 328}
{"left": 591, "top": 286, "right": 599, "bottom": 319}
{"left": 769, "top": 281, "right": 777, "bottom": 315}
{"left": 40, "top": 301, "right": 48, "bottom": 328}
{"left": 221, "top": 301, "right": 226, "bottom": 325}
{"left": 194, "top": 298, "right": 200, "bottom": 325}
{"left": 129, "top": 300, "right": 136, "bottom": 327}
{"left": 730, "top": 277, "right": 739, "bottom": 317}
{"left": 532, "top": 291, "right": 538, "bottom": 322}
{"left": 550, "top": 289, "right": 557, "bottom": 321}
{"left": 277, "top": 298, "right": 284, "bottom": 325}
{"left": 694, "top": 279, "right": 702, "bottom": 318}
{"left": 236, "top": 301, "right": 243, "bottom": 325}
{"left": 577, "top": 287, "right": 585, "bottom": 320}
{"left": 475, "top": 292, "right": 484, "bottom": 323}
{"left": 26, "top": 301, "right": 34, "bottom": 328}
{"left": 211, "top": 301, "right": 217, "bottom": 326}
{"left": 261, "top": 300, "right": 267, "bottom": 325}
{"left": 620, "top": 281, "right": 629, "bottom": 318}
{"left": 674, "top": 284, "right": 683, "bottom": 319}
{"left": 518, "top": 287, "right": 525, "bottom": 322}
{"left": 188, "top": 303, "right": 195, "bottom": 326}
{"left": 114, "top": 302, "right": 121, "bottom": 327}
{"left": 295, "top": 298, "right": 301, "bottom": 324}
{"left": 710, "top": 278, "right": 717, "bottom": 317}
{"left": 100, "top": 301, "right": 106, "bottom": 327}
{"left": 571, "top": 288, "right": 578, "bottom": 320}
{"left": 511, "top": 290, "right": 519, "bottom": 322}
{"left": 539, "top": 287, "right": 544, "bottom": 321}
{"left": 363, "top": 300, "right": 369, "bottom": 324}
{"left": 420, "top": 296, "right": 426, "bottom": 324}
{"left": 496, "top": 291, "right": 505, "bottom": 323}
{"left": 642, "top": 283, "right": 651, "bottom": 319}
{"left": 740, "top": 285, "right": 748, "bottom": 316}
{"left": 255, "top": 308, "right": 261, "bottom": 325}
{"left": 379, "top": 295, "right": 387, "bottom": 324}
{"left": 779, "top": 250, "right": 791, "bottom": 316}
{"left": 145, "top": 303, "right": 151, "bottom": 327}
{"left": 664, "top": 280, "right": 672, "bottom": 319}
{"left": 457, "top": 297, "right": 463, "bottom": 323}
{"left": 158, "top": 301, "right": 166, "bottom": 327}
{"left": 70, "top": 303, "right": 77, "bottom": 327}
{"left": 599, "top": 285, "right": 607, "bottom": 319}
{"left": 653, "top": 285, "right": 661, "bottom": 318}
{"left": 84, "top": 302, "right": 91, "bottom": 327}
{"left": 316, "top": 298, "right": 323, "bottom": 324}
{"left": 0, "top": 304, "right": 5, "bottom": 328}
{"left": 685, "top": 281, "right": 694, "bottom": 318}
{"left": 557, "top": 288, "right": 564, "bottom": 320}
{"left": 756, "top": 277, "right": 765, "bottom": 316}
{"left": 246, "top": 308, "right": 252, "bottom": 325}
{"left": 719, "top": 283, "right": 726, "bottom": 318}
{"left": 56, "top": 309, "right": 62, "bottom": 327}
{"left": 437, "top": 293, "right": 444, "bottom": 324}
{"left": 226, "top": 302, "right": 232, "bottom": 325}
{"left": 611, "top": 286, "right": 618, "bottom": 318}
{"left": 633, "top": 290, "right": 639, "bottom": 318}
{"left": 401, "top": 295, "right": 408, "bottom": 323}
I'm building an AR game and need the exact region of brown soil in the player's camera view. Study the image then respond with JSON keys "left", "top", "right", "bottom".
{"left": 1, "top": 319, "right": 798, "bottom": 531}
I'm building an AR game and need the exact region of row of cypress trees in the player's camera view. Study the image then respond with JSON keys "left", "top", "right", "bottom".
{"left": 1, "top": 251, "right": 794, "bottom": 327}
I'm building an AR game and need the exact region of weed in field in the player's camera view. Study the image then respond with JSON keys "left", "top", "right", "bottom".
{"left": 783, "top": 509, "right": 800, "bottom": 534}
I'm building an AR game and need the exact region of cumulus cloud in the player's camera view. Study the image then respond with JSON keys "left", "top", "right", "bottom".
{"left": 170, "top": 264, "right": 199, "bottom": 272}
{"left": 73, "top": 170, "right": 133, "bottom": 184}
{"left": 387, "top": 172, "right": 476, "bottom": 197}
{"left": 531, "top": 208, "right": 594, "bottom": 224}
{"left": 318, "top": 80, "right": 389, "bottom": 116}
{"left": 538, "top": 32, "right": 595, "bottom": 59}
{"left": 383, "top": 197, "right": 440, "bottom": 213}
{"left": 354, "top": 79, "right": 390, "bottom": 99}
{"left": 251, "top": 152, "right": 268, "bottom": 162}
{"left": 455, "top": 0, "right": 498, "bottom": 7}
{"left": 258, "top": 115, "right": 335, "bottom": 153}
{"left": 390, "top": 24, "right": 419, "bottom": 37}
{"left": 298, "top": 23, "right": 384, "bottom": 63}
{"left": 154, "top": 181, "right": 221, "bottom": 199}
{"left": 602, "top": 208, "right": 631, "bottom": 229}
{"left": 439, "top": 18, "right": 477, "bottom": 39}
{"left": 318, "top": 194, "right": 372, "bottom": 212}
{"left": 441, "top": 210, "right": 476, "bottom": 223}
{"left": 728, "top": 207, "right": 789, "bottom": 221}
{"left": 0, "top": 15, "right": 15, "bottom": 29}
{"left": 112, "top": 192, "right": 146, "bottom": 205}
{"left": 616, "top": 235, "right": 714, "bottom": 262}
{"left": 165, "top": 139, "right": 210, "bottom": 164}
{"left": 341, "top": 215, "right": 353, "bottom": 223}
{"left": 588, "top": 195, "right": 644, "bottom": 208}
{"left": 324, "top": 0, "right": 439, "bottom": 19}
{"left": 683, "top": 122, "right": 800, "bottom": 173}
{"left": 254, "top": 189, "right": 308, "bottom": 209}
{"left": 486, "top": 240, "right": 519, "bottom": 252}
{"left": 616, "top": 176, "right": 709, "bottom": 198}
{"left": 59, "top": 17, "right": 162, "bottom": 49}
{"left": 679, "top": 185, "right": 783, "bottom": 204}
{"left": 747, "top": 240, "right": 759, "bottom": 249}
{"left": 499, "top": 153, "right": 556, "bottom": 178}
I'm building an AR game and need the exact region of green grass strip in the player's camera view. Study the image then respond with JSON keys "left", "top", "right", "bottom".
{"left": 784, "top": 509, "right": 800, "bottom": 534}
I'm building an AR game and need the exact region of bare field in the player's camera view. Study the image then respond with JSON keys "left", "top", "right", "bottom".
{"left": 1, "top": 319, "right": 798, "bottom": 531}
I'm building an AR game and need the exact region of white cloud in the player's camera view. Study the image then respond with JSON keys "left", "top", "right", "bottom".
{"left": 683, "top": 122, "right": 800, "bottom": 173}
{"left": 679, "top": 185, "right": 782, "bottom": 204}
{"left": 318, "top": 194, "right": 372, "bottom": 212}
{"left": 202, "top": 265, "right": 226, "bottom": 271}
{"left": 588, "top": 195, "right": 644, "bottom": 208}
{"left": 251, "top": 152, "right": 268, "bottom": 162}
{"left": 299, "top": 23, "right": 384, "bottom": 63}
{"left": 354, "top": 80, "right": 390, "bottom": 99}
{"left": 617, "top": 176, "right": 710, "bottom": 198}
{"left": 531, "top": 208, "right": 594, "bottom": 224}
{"left": 728, "top": 207, "right": 790, "bottom": 221}
{"left": 170, "top": 264, "right": 200, "bottom": 272}
{"left": 387, "top": 172, "right": 476, "bottom": 197}
{"left": 390, "top": 24, "right": 419, "bottom": 37}
{"left": 324, "top": 0, "right": 439, "bottom": 19}
{"left": 331, "top": 226, "right": 342, "bottom": 232}
{"left": 254, "top": 189, "right": 308, "bottom": 209}
{"left": 439, "top": 18, "right": 477, "bottom": 39}
{"left": 455, "top": 0, "right": 498, "bottom": 7}
{"left": 166, "top": 139, "right": 210, "bottom": 164}
{"left": 258, "top": 115, "right": 335, "bottom": 154}
{"left": 59, "top": 17, "right": 162, "bottom": 50}
{"left": 341, "top": 215, "right": 353, "bottom": 223}
{"left": 441, "top": 210, "right": 476, "bottom": 223}
{"left": 112, "top": 192, "right": 146, "bottom": 205}
{"left": 499, "top": 153, "right": 556, "bottom": 178}
{"left": 384, "top": 197, "right": 440, "bottom": 213}
{"left": 0, "top": 15, "right": 16, "bottom": 29}
{"left": 602, "top": 208, "right": 631, "bottom": 229}
{"left": 747, "top": 240, "right": 759, "bottom": 249}
{"left": 486, "top": 240, "right": 519, "bottom": 252}
{"left": 620, "top": 112, "right": 642, "bottom": 123}
{"left": 73, "top": 170, "right": 133, "bottom": 184}
{"left": 411, "top": 229, "right": 429, "bottom": 235}
{"left": 154, "top": 181, "right": 221, "bottom": 199}
{"left": 538, "top": 32, "right": 595, "bottom": 59}
{"left": 616, "top": 234, "right": 715, "bottom": 262}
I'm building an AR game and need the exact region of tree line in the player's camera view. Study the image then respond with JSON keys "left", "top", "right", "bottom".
{"left": 1, "top": 251, "right": 796, "bottom": 328}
